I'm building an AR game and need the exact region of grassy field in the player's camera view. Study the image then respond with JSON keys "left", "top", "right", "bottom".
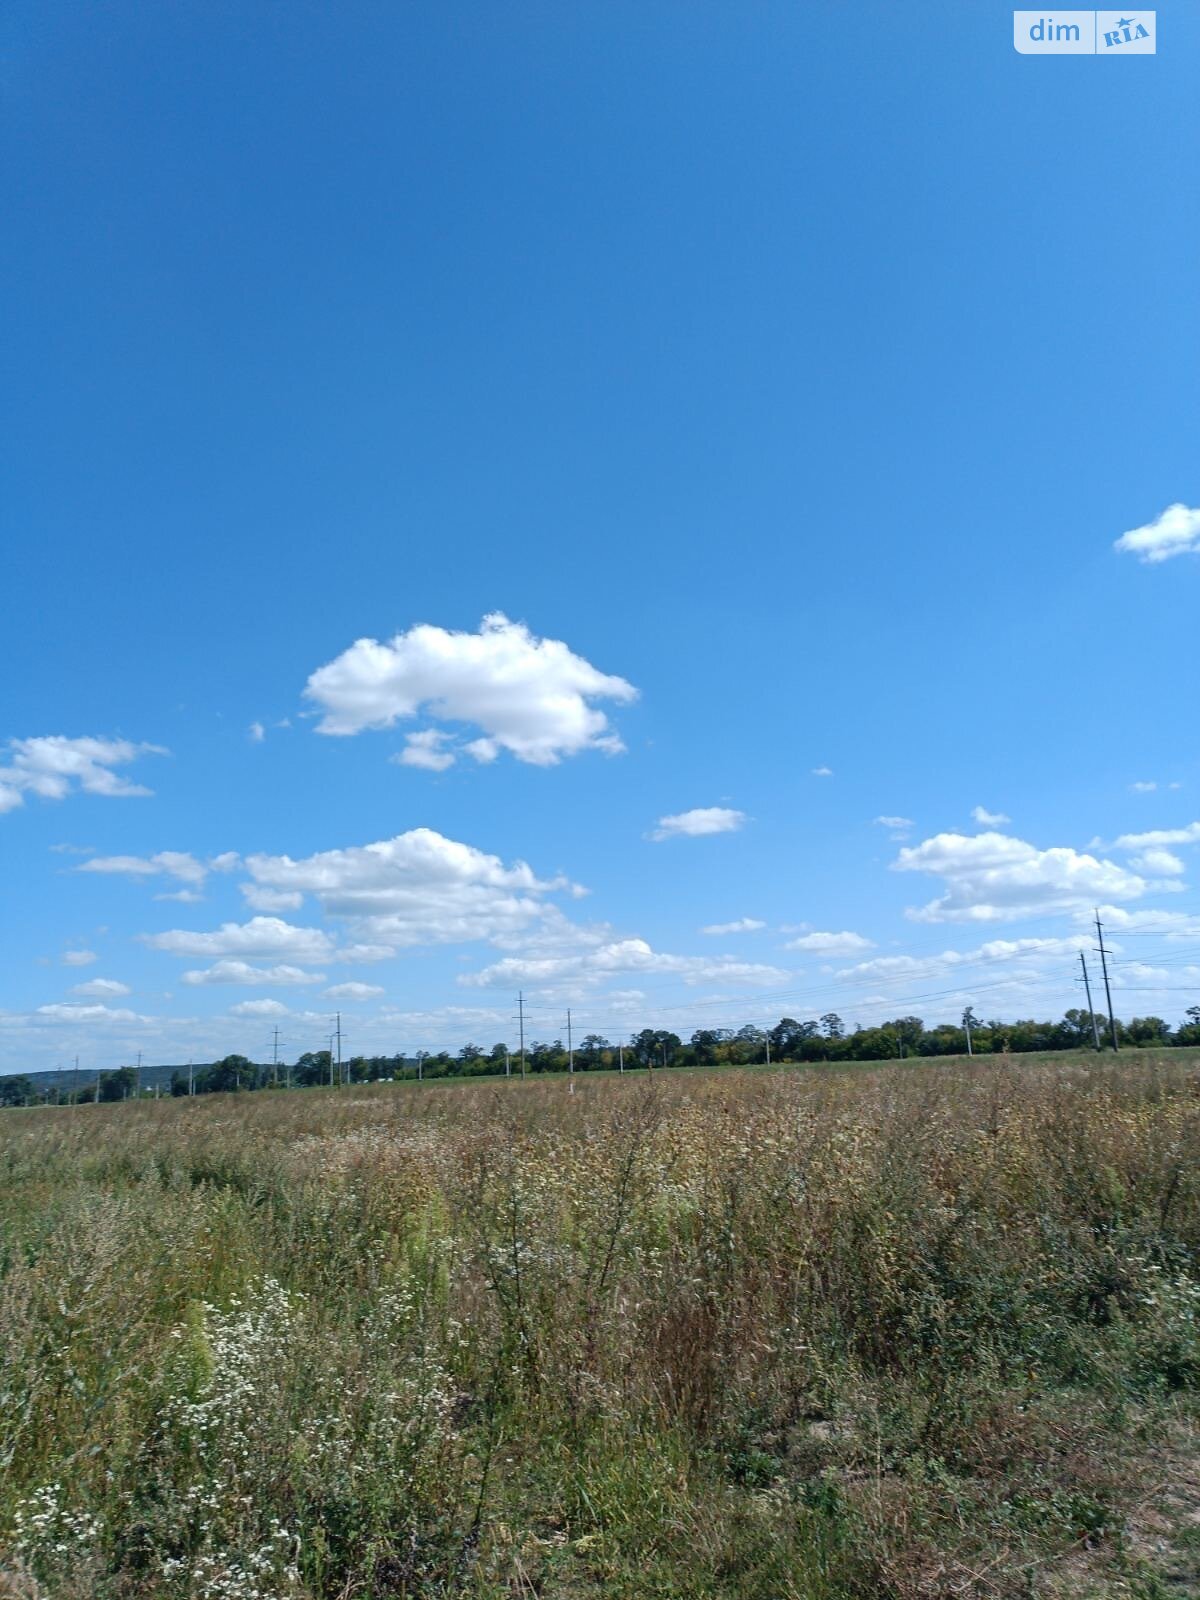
{"left": 1, "top": 1055, "right": 1198, "bottom": 1599}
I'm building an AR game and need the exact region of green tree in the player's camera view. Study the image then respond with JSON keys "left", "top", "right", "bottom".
{"left": 294, "top": 1050, "right": 331, "bottom": 1087}
{"left": 98, "top": 1066, "right": 137, "bottom": 1101}
{"left": 207, "top": 1055, "right": 257, "bottom": 1093}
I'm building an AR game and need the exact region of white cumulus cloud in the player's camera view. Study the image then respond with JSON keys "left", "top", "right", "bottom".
{"left": 333, "top": 943, "right": 397, "bottom": 964}
{"left": 1129, "top": 848, "right": 1186, "bottom": 877}
{"left": 240, "top": 828, "right": 575, "bottom": 948}
{"left": 70, "top": 978, "right": 132, "bottom": 998}
{"left": 143, "top": 917, "right": 335, "bottom": 963}
{"left": 62, "top": 949, "right": 98, "bottom": 966}
{"left": 324, "top": 982, "right": 385, "bottom": 1000}
{"left": 461, "top": 938, "right": 789, "bottom": 993}
{"left": 834, "top": 935, "right": 1094, "bottom": 986}
{"left": 394, "top": 729, "right": 457, "bottom": 772}
{"left": 1114, "top": 822, "right": 1200, "bottom": 850}
{"left": 971, "top": 806, "right": 1010, "bottom": 826}
{"left": 650, "top": 807, "right": 746, "bottom": 842}
{"left": 35, "top": 1002, "right": 145, "bottom": 1024}
{"left": 1114, "top": 503, "right": 1200, "bottom": 564}
{"left": 303, "top": 613, "right": 637, "bottom": 767}
{"left": 784, "top": 930, "right": 875, "bottom": 955}
{"left": 0, "top": 736, "right": 164, "bottom": 814}
{"left": 874, "top": 816, "right": 913, "bottom": 831}
{"left": 240, "top": 885, "right": 305, "bottom": 912}
{"left": 699, "top": 918, "right": 766, "bottom": 936}
{"left": 181, "top": 960, "right": 327, "bottom": 987}
{"left": 79, "top": 850, "right": 209, "bottom": 886}
{"left": 894, "top": 830, "right": 1154, "bottom": 923}
{"left": 230, "top": 998, "right": 290, "bottom": 1018}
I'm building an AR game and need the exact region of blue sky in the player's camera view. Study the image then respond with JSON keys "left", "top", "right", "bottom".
{"left": 2, "top": 1, "right": 1198, "bottom": 1072}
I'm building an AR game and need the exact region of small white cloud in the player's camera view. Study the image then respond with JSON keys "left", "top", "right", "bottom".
{"left": 0, "top": 736, "right": 165, "bottom": 814}
{"left": 248, "top": 721, "right": 266, "bottom": 743}
{"left": 1129, "top": 847, "right": 1186, "bottom": 877}
{"left": 699, "top": 918, "right": 766, "bottom": 936}
{"left": 155, "top": 889, "right": 204, "bottom": 904}
{"left": 812, "top": 766, "right": 834, "bottom": 778}
{"left": 144, "top": 917, "right": 335, "bottom": 962}
{"left": 230, "top": 998, "right": 290, "bottom": 1018}
{"left": 79, "top": 850, "right": 208, "bottom": 886}
{"left": 324, "top": 981, "right": 385, "bottom": 1000}
{"left": 1114, "top": 502, "right": 1200, "bottom": 564}
{"left": 70, "top": 977, "right": 132, "bottom": 998}
{"left": 784, "top": 930, "right": 875, "bottom": 955}
{"left": 304, "top": 613, "right": 637, "bottom": 766}
{"left": 1130, "top": 781, "right": 1157, "bottom": 794}
{"left": 971, "top": 806, "right": 1010, "bottom": 826}
{"left": 333, "top": 943, "right": 396, "bottom": 964}
{"left": 874, "top": 816, "right": 913, "bottom": 831}
{"left": 650, "top": 807, "right": 746, "bottom": 842}
{"left": 240, "top": 885, "right": 305, "bottom": 912}
{"left": 1114, "top": 822, "right": 1200, "bottom": 850}
{"left": 62, "top": 949, "right": 98, "bottom": 967}
{"left": 181, "top": 961, "right": 327, "bottom": 987}
{"left": 393, "top": 729, "right": 456, "bottom": 772}
{"left": 35, "top": 1002, "right": 144, "bottom": 1024}
{"left": 462, "top": 937, "right": 789, "bottom": 992}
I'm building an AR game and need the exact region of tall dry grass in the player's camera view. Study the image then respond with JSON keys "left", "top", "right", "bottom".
{"left": 1, "top": 1055, "right": 1198, "bottom": 1597}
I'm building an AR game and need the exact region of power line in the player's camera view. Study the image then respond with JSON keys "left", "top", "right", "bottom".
{"left": 1078, "top": 951, "right": 1102, "bottom": 1050}
{"left": 1094, "top": 910, "right": 1119, "bottom": 1051}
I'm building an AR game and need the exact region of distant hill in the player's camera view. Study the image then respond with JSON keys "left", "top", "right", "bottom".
{"left": 8, "top": 1063, "right": 223, "bottom": 1094}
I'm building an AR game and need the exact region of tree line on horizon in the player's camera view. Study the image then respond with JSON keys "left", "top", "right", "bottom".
{"left": 3, "top": 1004, "right": 1200, "bottom": 1105}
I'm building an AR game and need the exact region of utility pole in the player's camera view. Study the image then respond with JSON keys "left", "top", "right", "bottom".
{"left": 272, "top": 1027, "right": 280, "bottom": 1086}
{"left": 1078, "top": 951, "right": 1102, "bottom": 1049}
{"left": 964, "top": 1009, "right": 973, "bottom": 1056}
{"left": 334, "top": 1012, "right": 343, "bottom": 1086}
{"left": 618, "top": 1039, "right": 624, "bottom": 1073}
{"left": 327, "top": 1034, "right": 336, "bottom": 1087}
{"left": 518, "top": 991, "right": 526, "bottom": 1079}
{"left": 765, "top": 1031, "right": 771, "bottom": 1066}
{"left": 188, "top": 1058, "right": 194, "bottom": 1096}
{"left": 566, "top": 1008, "right": 574, "bottom": 1077}
{"left": 1094, "top": 910, "right": 1119, "bottom": 1051}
